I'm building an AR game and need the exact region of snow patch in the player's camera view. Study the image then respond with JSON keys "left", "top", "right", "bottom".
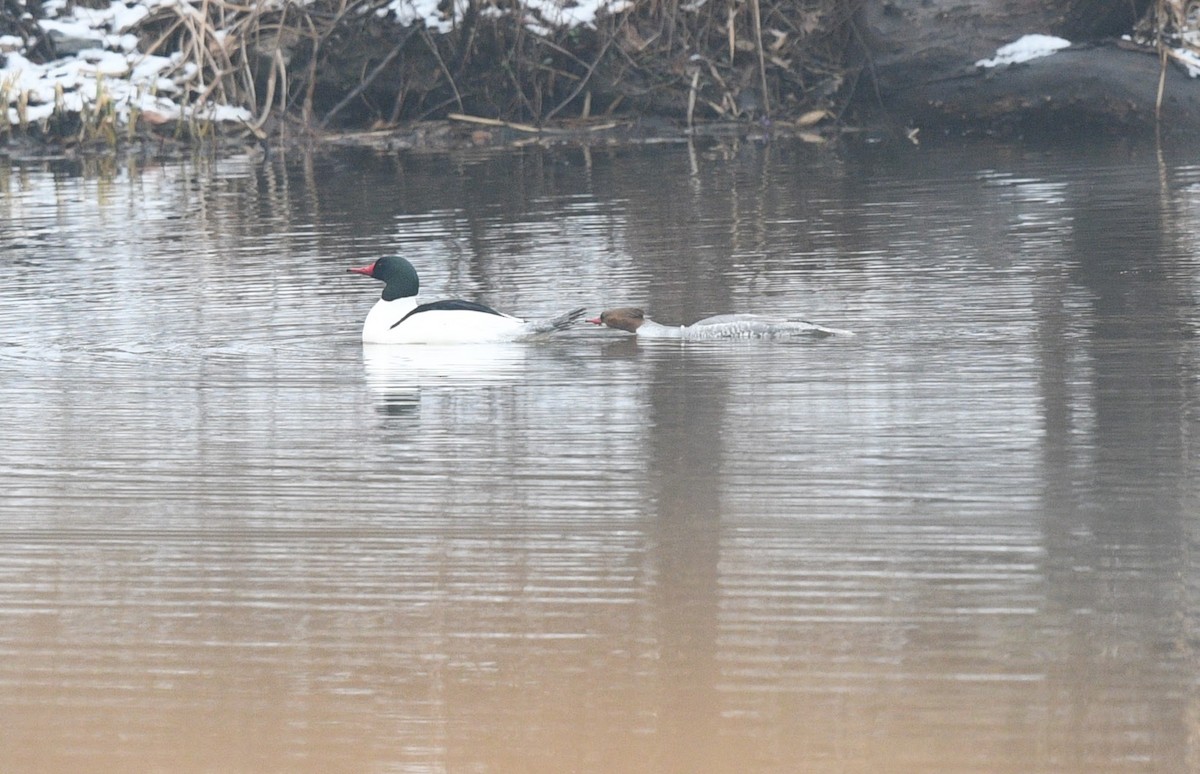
{"left": 1171, "top": 46, "right": 1200, "bottom": 78}
{"left": 976, "top": 34, "right": 1071, "bottom": 69}
{"left": 1, "top": 0, "right": 252, "bottom": 130}
{"left": 383, "top": 0, "right": 629, "bottom": 33}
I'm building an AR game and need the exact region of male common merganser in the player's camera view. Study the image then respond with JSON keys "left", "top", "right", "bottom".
{"left": 349, "top": 256, "right": 585, "bottom": 344}
{"left": 586, "top": 307, "right": 854, "bottom": 339}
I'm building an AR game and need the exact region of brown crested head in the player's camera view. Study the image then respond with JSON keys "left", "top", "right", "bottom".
{"left": 587, "top": 307, "right": 646, "bottom": 334}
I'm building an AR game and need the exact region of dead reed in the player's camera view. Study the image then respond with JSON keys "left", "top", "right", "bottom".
{"left": 2, "top": 0, "right": 860, "bottom": 144}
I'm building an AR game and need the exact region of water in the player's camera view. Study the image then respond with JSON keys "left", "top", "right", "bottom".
{"left": 1, "top": 139, "right": 1198, "bottom": 773}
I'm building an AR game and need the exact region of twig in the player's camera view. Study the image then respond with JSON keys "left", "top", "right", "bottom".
{"left": 545, "top": 32, "right": 616, "bottom": 121}
{"left": 1155, "top": 0, "right": 1168, "bottom": 121}
{"left": 420, "top": 28, "right": 463, "bottom": 114}
{"left": 301, "top": 13, "right": 320, "bottom": 124}
{"left": 1157, "top": 45, "right": 1168, "bottom": 120}
{"left": 727, "top": 4, "right": 735, "bottom": 65}
{"left": 837, "top": 6, "right": 887, "bottom": 130}
{"left": 319, "top": 25, "right": 417, "bottom": 127}
{"left": 686, "top": 67, "right": 699, "bottom": 128}
{"left": 250, "top": 47, "right": 286, "bottom": 130}
{"left": 530, "top": 34, "right": 593, "bottom": 71}
{"left": 414, "top": 94, "right": 466, "bottom": 122}
{"left": 449, "top": 112, "right": 619, "bottom": 134}
{"left": 449, "top": 112, "right": 541, "bottom": 132}
{"left": 748, "top": 0, "right": 770, "bottom": 117}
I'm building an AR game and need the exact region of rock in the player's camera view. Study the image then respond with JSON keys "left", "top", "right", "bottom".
{"left": 847, "top": 0, "right": 1200, "bottom": 140}
{"left": 43, "top": 24, "right": 106, "bottom": 56}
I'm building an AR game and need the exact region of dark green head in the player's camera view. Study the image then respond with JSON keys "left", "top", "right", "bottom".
{"left": 347, "top": 255, "right": 420, "bottom": 301}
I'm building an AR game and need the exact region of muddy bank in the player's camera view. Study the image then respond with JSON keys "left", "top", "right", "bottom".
{"left": 4, "top": 0, "right": 1200, "bottom": 152}
{"left": 847, "top": 0, "right": 1200, "bottom": 141}
{"left": 867, "top": 42, "right": 1200, "bottom": 142}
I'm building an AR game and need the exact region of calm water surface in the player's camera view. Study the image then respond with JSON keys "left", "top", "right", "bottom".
{"left": 1, "top": 139, "right": 1198, "bottom": 773}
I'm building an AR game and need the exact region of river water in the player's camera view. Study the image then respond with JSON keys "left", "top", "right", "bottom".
{"left": 1, "top": 138, "right": 1198, "bottom": 773}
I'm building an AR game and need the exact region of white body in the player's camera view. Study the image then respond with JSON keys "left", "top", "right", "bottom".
{"left": 636, "top": 313, "right": 854, "bottom": 340}
{"left": 361, "top": 298, "right": 576, "bottom": 344}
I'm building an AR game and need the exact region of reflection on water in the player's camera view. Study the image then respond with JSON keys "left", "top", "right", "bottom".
{"left": 362, "top": 343, "right": 532, "bottom": 417}
{"left": 0, "top": 141, "right": 1198, "bottom": 773}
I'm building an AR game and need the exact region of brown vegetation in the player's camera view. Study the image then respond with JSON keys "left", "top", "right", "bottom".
{"left": 5, "top": 0, "right": 1200, "bottom": 146}
{"left": 5, "top": 0, "right": 866, "bottom": 141}
{"left": 229, "top": 0, "right": 867, "bottom": 131}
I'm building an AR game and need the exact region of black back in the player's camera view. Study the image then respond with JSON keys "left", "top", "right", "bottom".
{"left": 390, "top": 299, "right": 506, "bottom": 329}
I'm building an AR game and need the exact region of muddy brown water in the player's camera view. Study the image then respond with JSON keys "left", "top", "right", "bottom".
{"left": 1, "top": 139, "right": 1198, "bottom": 773}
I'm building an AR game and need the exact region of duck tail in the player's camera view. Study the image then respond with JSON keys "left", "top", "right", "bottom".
{"left": 809, "top": 323, "right": 856, "bottom": 337}
{"left": 527, "top": 307, "right": 587, "bottom": 335}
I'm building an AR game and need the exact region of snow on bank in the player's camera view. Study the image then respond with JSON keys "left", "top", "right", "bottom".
{"left": 981, "top": 31, "right": 1200, "bottom": 80}
{"left": 975, "top": 34, "right": 1071, "bottom": 69}
{"left": 383, "top": 0, "right": 630, "bottom": 35}
{"left": 1167, "top": 45, "right": 1200, "bottom": 78}
{"left": 2, "top": 0, "right": 630, "bottom": 133}
{"left": 1, "top": 0, "right": 252, "bottom": 129}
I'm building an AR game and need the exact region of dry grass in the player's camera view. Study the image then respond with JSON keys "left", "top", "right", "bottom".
{"left": 124, "top": 0, "right": 859, "bottom": 128}
{"left": 3, "top": 0, "right": 860, "bottom": 143}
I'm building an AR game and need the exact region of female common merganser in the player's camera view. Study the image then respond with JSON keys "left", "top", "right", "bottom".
{"left": 349, "top": 256, "right": 585, "bottom": 344}
{"left": 587, "top": 307, "right": 853, "bottom": 339}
